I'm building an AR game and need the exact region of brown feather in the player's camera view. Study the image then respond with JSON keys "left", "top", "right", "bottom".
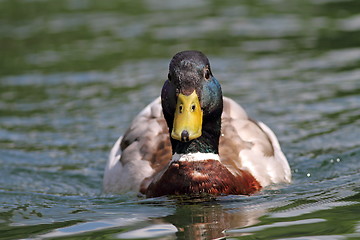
{"left": 145, "top": 160, "right": 261, "bottom": 197}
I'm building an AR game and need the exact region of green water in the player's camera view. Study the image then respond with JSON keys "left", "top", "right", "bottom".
{"left": 1, "top": 0, "right": 359, "bottom": 239}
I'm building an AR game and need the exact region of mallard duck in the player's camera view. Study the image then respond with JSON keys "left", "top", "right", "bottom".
{"left": 103, "top": 50, "right": 291, "bottom": 197}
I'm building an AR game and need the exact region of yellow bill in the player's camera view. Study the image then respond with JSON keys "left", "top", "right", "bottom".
{"left": 171, "top": 90, "right": 203, "bottom": 142}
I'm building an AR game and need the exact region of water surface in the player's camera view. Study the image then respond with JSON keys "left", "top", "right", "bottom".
{"left": 1, "top": 0, "right": 359, "bottom": 239}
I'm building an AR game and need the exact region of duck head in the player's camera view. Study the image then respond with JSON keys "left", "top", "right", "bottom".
{"left": 161, "top": 50, "right": 223, "bottom": 155}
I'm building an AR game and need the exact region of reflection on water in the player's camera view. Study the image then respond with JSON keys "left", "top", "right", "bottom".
{"left": 163, "top": 198, "right": 267, "bottom": 239}
{"left": 1, "top": 0, "right": 360, "bottom": 239}
{"left": 36, "top": 196, "right": 269, "bottom": 239}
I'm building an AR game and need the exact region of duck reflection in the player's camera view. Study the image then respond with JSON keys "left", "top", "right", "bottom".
{"left": 163, "top": 196, "right": 268, "bottom": 240}
{"left": 116, "top": 196, "right": 268, "bottom": 240}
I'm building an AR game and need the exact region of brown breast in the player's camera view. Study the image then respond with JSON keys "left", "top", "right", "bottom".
{"left": 145, "top": 159, "right": 261, "bottom": 198}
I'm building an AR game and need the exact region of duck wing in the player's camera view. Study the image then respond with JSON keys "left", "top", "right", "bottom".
{"left": 103, "top": 97, "right": 172, "bottom": 194}
{"left": 220, "top": 97, "right": 291, "bottom": 187}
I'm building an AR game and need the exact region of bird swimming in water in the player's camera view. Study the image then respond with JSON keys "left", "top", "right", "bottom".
{"left": 103, "top": 50, "right": 291, "bottom": 197}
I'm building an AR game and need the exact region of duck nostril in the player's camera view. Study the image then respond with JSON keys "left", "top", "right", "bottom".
{"left": 181, "top": 130, "right": 189, "bottom": 142}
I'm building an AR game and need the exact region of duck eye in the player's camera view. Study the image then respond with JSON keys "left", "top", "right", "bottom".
{"left": 191, "top": 104, "right": 196, "bottom": 111}
{"left": 204, "top": 69, "right": 210, "bottom": 80}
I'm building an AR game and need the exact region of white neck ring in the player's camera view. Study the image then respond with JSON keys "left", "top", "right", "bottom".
{"left": 171, "top": 152, "right": 220, "bottom": 162}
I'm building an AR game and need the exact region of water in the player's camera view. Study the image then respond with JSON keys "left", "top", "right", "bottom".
{"left": 1, "top": 0, "right": 359, "bottom": 239}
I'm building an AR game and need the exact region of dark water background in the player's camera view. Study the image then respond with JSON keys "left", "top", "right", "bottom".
{"left": 1, "top": 0, "right": 359, "bottom": 239}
